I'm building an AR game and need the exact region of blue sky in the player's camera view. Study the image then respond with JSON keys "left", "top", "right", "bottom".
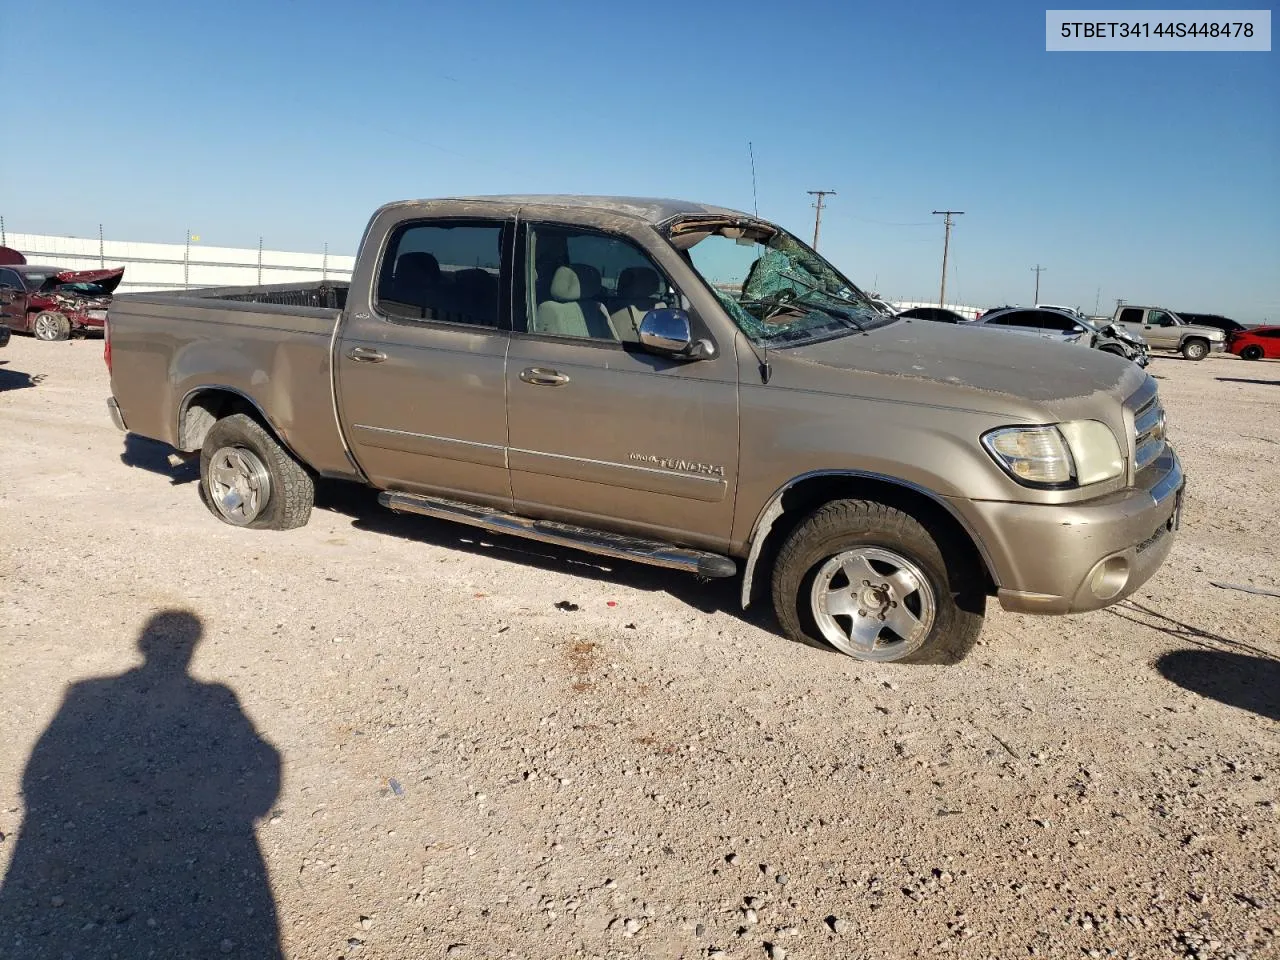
{"left": 1, "top": 0, "right": 1276, "bottom": 320}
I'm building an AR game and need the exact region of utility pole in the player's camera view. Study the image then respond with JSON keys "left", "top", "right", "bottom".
{"left": 931, "top": 210, "right": 964, "bottom": 308}
{"left": 1032, "top": 264, "right": 1046, "bottom": 303}
{"left": 807, "top": 190, "right": 836, "bottom": 250}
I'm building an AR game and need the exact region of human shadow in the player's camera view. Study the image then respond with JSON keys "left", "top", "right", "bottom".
{"left": 1216, "top": 377, "right": 1279, "bottom": 386}
{"left": 119, "top": 433, "right": 200, "bottom": 485}
{"left": 1156, "top": 649, "right": 1280, "bottom": 722}
{"left": 0, "top": 610, "right": 283, "bottom": 959}
{"left": 0, "top": 366, "right": 36, "bottom": 392}
{"left": 315, "top": 479, "right": 773, "bottom": 630}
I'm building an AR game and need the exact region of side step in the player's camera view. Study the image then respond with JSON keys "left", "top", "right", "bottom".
{"left": 378, "top": 491, "right": 737, "bottom": 579}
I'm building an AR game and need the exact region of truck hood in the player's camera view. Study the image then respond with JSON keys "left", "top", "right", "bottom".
{"left": 774, "top": 317, "right": 1146, "bottom": 416}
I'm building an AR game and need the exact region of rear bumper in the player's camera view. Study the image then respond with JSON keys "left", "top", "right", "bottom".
{"left": 107, "top": 397, "right": 128, "bottom": 432}
{"left": 956, "top": 450, "right": 1184, "bottom": 615}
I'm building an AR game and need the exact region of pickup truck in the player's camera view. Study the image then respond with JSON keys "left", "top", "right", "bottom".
{"left": 1113, "top": 305, "right": 1226, "bottom": 361}
{"left": 105, "top": 196, "right": 1185, "bottom": 665}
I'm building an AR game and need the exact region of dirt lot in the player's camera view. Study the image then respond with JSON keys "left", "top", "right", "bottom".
{"left": 1, "top": 334, "right": 1277, "bottom": 960}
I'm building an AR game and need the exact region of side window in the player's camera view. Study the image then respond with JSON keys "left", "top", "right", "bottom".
{"left": 988, "top": 311, "right": 1033, "bottom": 327}
{"left": 375, "top": 221, "right": 505, "bottom": 327}
{"left": 1148, "top": 310, "right": 1175, "bottom": 327}
{"left": 0, "top": 269, "right": 20, "bottom": 289}
{"left": 1037, "top": 312, "right": 1078, "bottom": 332}
{"left": 1117, "top": 308, "right": 1143, "bottom": 325}
{"left": 523, "top": 224, "right": 676, "bottom": 343}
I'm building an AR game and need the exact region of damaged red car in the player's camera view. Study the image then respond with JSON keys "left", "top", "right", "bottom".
{"left": 0, "top": 261, "right": 125, "bottom": 341}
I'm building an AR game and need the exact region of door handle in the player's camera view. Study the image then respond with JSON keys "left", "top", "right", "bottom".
{"left": 348, "top": 346, "right": 387, "bottom": 363}
{"left": 520, "top": 367, "right": 570, "bottom": 386}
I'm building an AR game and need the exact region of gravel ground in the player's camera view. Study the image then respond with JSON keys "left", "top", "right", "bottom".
{"left": 1, "top": 335, "right": 1277, "bottom": 960}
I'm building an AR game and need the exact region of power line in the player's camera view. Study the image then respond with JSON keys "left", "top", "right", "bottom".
{"left": 931, "top": 210, "right": 964, "bottom": 307}
{"left": 1032, "top": 264, "right": 1046, "bottom": 303}
{"left": 807, "top": 190, "right": 836, "bottom": 250}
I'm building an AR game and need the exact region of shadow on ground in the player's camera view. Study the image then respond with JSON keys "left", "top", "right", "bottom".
{"left": 316, "top": 479, "right": 779, "bottom": 634}
{"left": 0, "top": 363, "right": 38, "bottom": 392}
{"left": 120, "top": 434, "right": 200, "bottom": 485}
{"left": 0, "top": 611, "right": 284, "bottom": 959}
{"left": 1216, "top": 377, "right": 1279, "bottom": 386}
{"left": 1156, "top": 649, "right": 1280, "bottom": 722}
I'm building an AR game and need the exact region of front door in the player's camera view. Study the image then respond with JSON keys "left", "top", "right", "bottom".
{"left": 504, "top": 222, "right": 739, "bottom": 551}
{"left": 336, "top": 218, "right": 513, "bottom": 508}
{"left": 1143, "top": 309, "right": 1179, "bottom": 349}
{"left": 0, "top": 268, "right": 29, "bottom": 332}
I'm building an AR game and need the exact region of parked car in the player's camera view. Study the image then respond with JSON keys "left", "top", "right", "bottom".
{"left": 1113, "top": 305, "right": 1226, "bottom": 361}
{"left": 0, "top": 264, "right": 125, "bottom": 341}
{"left": 867, "top": 297, "right": 897, "bottom": 317}
{"left": 970, "top": 307, "right": 1149, "bottom": 366}
{"left": 105, "top": 195, "right": 1183, "bottom": 665}
{"left": 1176, "top": 312, "right": 1248, "bottom": 338}
{"left": 896, "top": 306, "right": 968, "bottom": 324}
{"left": 1228, "top": 325, "right": 1280, "bottom": 361}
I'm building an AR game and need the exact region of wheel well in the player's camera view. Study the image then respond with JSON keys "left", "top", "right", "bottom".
{"left": 747, "top": 474, "right": 996, "bottom": 606}
{"left": 179, "top": 389, "right": 267, "bottom": 452}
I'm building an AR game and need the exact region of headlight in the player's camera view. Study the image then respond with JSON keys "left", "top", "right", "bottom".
{"left": 983, "top": 420, "right": 1123, "bottom": 488}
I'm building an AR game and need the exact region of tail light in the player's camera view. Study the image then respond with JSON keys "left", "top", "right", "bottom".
{"left": 103, "top": 314, "right": 112, "bottom": 373}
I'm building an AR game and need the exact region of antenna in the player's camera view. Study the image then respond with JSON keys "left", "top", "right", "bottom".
{"left": 748, "top": 142, "right": 759, "bottom": 217}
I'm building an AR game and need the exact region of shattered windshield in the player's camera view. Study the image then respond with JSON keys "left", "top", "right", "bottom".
{"left": 671, "top": 219, "right": 891, "bottom": 345}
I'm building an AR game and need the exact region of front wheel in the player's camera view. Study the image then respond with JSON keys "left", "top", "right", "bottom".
{"left": 1241, "top": 345, "right": 1263, "bottom": 361}
{"left": 200, "top": 413, "right": 314, "bottom": 530}
{"left": 32, "top": 312, "right": 71, "bottom": 341}
{"left": 771, "top": 499, "right": 984, "bottom": 664}
{"left": 1181, "top": 338, "right": 1209, "bottom": 361}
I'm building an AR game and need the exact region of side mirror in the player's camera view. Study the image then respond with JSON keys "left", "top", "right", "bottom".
{"left": 0, "top": 286, "right": 14, "bottom": 304}
{"left": 1071, "top": 324, "right": 1085, "bottom": 333}
{"left": 638, "top": 308, "right": 715, "bottom": 360}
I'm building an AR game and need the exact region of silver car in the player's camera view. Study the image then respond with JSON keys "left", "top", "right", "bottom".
{"left": 969, "top": 306, "right": 1149, "bottom": 366}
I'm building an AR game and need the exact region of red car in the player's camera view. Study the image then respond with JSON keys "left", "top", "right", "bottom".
{"left": 1229, "top": 326, "right": 1280, "bottom": 361}
{"left": 0, "top": 260, "right": 125, "bottom": 341}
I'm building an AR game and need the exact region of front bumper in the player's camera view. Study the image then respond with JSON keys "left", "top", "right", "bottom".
{"left": 956, "top": 449, "right": 1184, "bottom": 615}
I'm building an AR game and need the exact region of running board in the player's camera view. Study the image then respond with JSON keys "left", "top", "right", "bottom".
{"left": 378, "top": 491, "right": 737, "bottom": 579}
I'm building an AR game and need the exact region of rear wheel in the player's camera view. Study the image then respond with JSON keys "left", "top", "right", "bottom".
{"left": 32, "top": 312, "right": 71, "bottom": 342}
{"left": 1181, "top": 338, "right": 1209, "bottom": 361}
{"left": 1241, "top": 345, "right": 1263, "bottom": 361}
{"left": 771, "top": 499, "right": 984, "bottom": 664}
{"left": 199, "top": 413, "right": 314, "bottom": 530}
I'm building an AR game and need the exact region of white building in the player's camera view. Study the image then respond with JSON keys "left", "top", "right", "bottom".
{"left": 5, "top": 233, "right": 354, "bottom": 292}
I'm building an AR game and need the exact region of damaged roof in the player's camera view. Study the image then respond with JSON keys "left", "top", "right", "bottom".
{"left": 437, "top": 195, "right": 753, "bottom": 225}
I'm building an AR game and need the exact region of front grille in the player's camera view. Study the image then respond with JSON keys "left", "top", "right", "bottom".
{"left": 1130, "top": 385, "right": 1167, "bottom": 475}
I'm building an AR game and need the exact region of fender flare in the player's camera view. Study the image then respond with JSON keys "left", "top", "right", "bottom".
{"left": 739, "top": 470, "right": 999, "bottom": 608}
{"left": 176, "top": 384, "right": 301, "bottom": 460}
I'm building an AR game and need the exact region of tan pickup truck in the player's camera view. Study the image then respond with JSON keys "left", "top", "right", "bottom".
{"left": 105, "top": 196, "right": 1184, "bottom": 664}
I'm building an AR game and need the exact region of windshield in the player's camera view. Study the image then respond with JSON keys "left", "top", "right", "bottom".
{"left": 672, "top": 220, "right": 891, "bottom": 345}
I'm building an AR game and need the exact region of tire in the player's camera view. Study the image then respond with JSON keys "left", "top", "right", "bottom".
{"left": 32, "top": 311, "right": 71, "bottom": 342}
{"left": 199, "top": 413, "right": 314, "bottom": 530}
{"left": 1181, "top": 338, "right": 1209, "bottom": 361}
{"left": 771, "top": 499, "right": 984, "bottom": 665}
{"left": 1241, "top": 345, "right": 1263, "bottom": 361}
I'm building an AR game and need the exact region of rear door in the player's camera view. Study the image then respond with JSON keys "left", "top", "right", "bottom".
{"left": 504, "top": 220, "right": 740, "bottom": 551}
{"left": 335, "top": 218, "right": 513, "bottom": 507}
{"left": 1116, "top": 307, "right": 1146, "bottom": 343}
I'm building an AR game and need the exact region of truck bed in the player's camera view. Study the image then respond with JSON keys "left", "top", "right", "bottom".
{"left": 108, "top": 282, "right": 357, "bottom": 480}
